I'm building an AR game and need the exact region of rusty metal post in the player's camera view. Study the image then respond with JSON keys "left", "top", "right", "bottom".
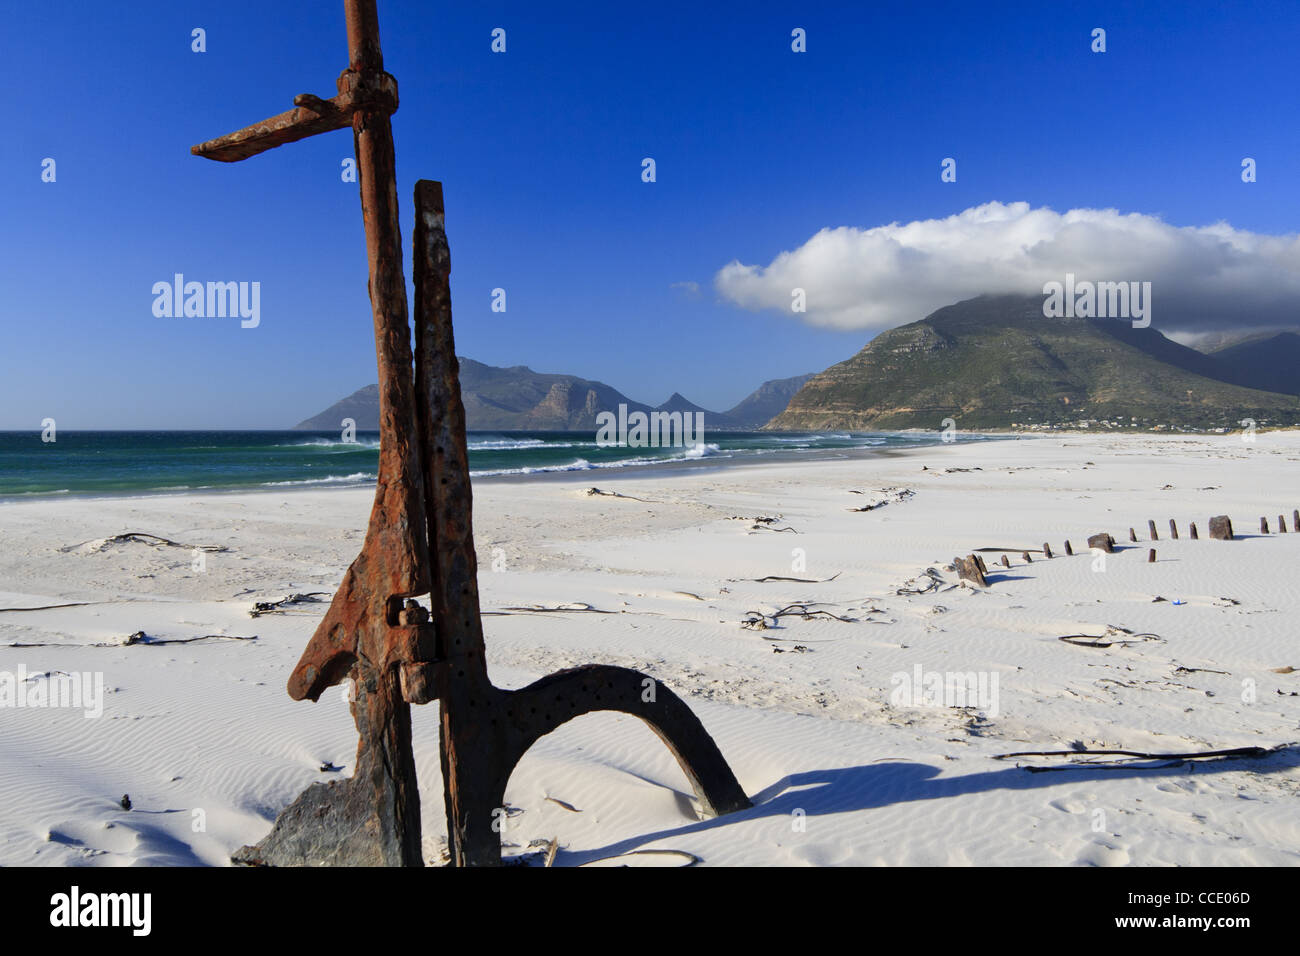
{"left": 196, "top": 0, "right": 430, "bottom": 866}
{"left": 197, "top": 2, "right": 752, "bottom": 868}
{"left": 412, "top": 181, "right": 750, "bottom": 866}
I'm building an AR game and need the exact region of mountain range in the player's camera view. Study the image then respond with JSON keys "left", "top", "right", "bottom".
{"left": 768, "top": 295, "right": 1300, "bottom": 430}
{"left": 297, "top": 296, "right": 1300, "bottom": 433}
{"left": 294, "top": 358, "right": 812, "bottom": 431}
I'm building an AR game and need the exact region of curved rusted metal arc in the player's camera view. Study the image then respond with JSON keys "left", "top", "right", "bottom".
{"left": 502, "top": 666, "right": 752, "bottom": 818}
{"left": 287, "top": 2, "right": 430, "bottom": 708}
{"left": 436, "top": 666, "right": 751, "bottom": 867}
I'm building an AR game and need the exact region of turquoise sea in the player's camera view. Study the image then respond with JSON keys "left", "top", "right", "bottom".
{"left": 0, "top": 430, "right": 1000, "bottom": 499}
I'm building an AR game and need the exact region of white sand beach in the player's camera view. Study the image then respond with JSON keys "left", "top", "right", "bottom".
{"left": 2, "top": 431, "right": 1298, "bottom": 867}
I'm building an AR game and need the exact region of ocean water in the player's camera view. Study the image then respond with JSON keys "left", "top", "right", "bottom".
{"left": 0, "top": 430, "right": 998, "bottom": 499}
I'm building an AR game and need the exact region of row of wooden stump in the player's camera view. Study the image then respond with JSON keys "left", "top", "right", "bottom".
{"left": 953, "top": 509, "right": 1298, "bottom": 587}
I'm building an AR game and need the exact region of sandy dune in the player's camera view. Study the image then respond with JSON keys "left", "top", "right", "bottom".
{"left": 2, "top": 431, "right": 1298, "bottom": 866}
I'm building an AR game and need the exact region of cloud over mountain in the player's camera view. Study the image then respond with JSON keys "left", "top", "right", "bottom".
{"left": 714, "top": 201, "right": 1300, "bottom": 334}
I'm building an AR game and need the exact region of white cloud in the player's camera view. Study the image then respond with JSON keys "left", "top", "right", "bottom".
{"left": 714, "top": 201, "right": 1300, "bottom": 333}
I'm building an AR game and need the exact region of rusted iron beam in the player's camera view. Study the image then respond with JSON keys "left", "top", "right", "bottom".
{"left": 219, "top": 0, "right": 429, "bottom": 867}
{"left": 412, "top": 180, "right": 750, "bottom": 866}
{"left": 192, "top": 91, "right": 354, "bottom": 163}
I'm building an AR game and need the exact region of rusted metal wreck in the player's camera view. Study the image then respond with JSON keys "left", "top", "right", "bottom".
{"left": 193, "top": 0, "right": 750, "bottom": 866}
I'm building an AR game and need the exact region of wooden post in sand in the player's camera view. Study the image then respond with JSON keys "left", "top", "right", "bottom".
{"left": 1209, "top": 515, "right": 1234, "bottom": 540}
{"left": 1087, "top": 533, "right": 1115, "bottom": 553}
{"left": 1148, "top": 548, "right": 1156, "bottom": 563}
{"left": 1148, "top": 519, "right": 1158, "bottom": 541}
{"left": 1293, "top": 509, "right": 1299, "bottom": 533}
{"left": 1043, "top": 542, "right": 1053, "bottom": 558}
{"left": 1128, "top": 527, "right": 1137, "bottom": 542}
{"left": 1261, "top": 516, "right": 1270, "bottom": 534}
{"left": 1189, "top": 522, "right": 1198, "bottom": 539}
{"left": 1169, "top": 519, "right": 1178, "bottom": 540}
{"left": 1279, "top": 515, "right": 1287, "bottom": 533}
{"left": 955, "top": 555, "right": 988, "bottom": 587}
{"left": 1022, "top": 551, "right": 1032, "bottom": 563}
{"left": 1064, "top": 540, "right": 1073, "bottom": 555}
{"left": 1000, "top": 554, "right": 1010, "bottom": 568}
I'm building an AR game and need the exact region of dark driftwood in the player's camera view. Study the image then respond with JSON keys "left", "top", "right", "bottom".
{"left": 1058, "top": 625, "right": 1161, "bottom": 648}
{"left": 586, "top": 487, "right": 658, "bottom": 503}
{"left": 896, "top": 570, "right": 943, "bottom": 595}
{"left": 10, "top": 631, "right": 257, "bottom": 648}
{"left": 494, "top": 603, "right": 615, "bottom": 615}
{"left": 0, "top": 602, "right": 94, "bottom": 614}
{"left": 749, "top": 572, "right": 842, "bottom": 584}
{"left": 744, "top": 603, "right": 860, "bottom": 629}
{"left": 59, "top": 533, "right": 228, "bottom": 554}
{"left": 995, "top": 745, "right": 1276, "bottom": 760}
{"left": 249, "top": 593, "right": 330, "bottom": 618}
{"left": 994, "top": 744, "right": 1284, "bottom": 772}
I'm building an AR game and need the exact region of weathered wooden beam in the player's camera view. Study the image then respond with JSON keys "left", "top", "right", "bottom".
{"left": 1087, "top": 532, "right": 1115, "bottom": 553}
{"left": 954, "top": 555, "right": 987, "bottom": 586}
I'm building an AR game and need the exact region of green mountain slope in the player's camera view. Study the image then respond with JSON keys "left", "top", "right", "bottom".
{"left": 767, "top": 295, "right": 1300, "bottom": 430}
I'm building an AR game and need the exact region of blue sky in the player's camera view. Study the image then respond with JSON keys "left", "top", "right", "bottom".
{"left": 4, "top": 0, "right": 1298, "bottom": 428}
